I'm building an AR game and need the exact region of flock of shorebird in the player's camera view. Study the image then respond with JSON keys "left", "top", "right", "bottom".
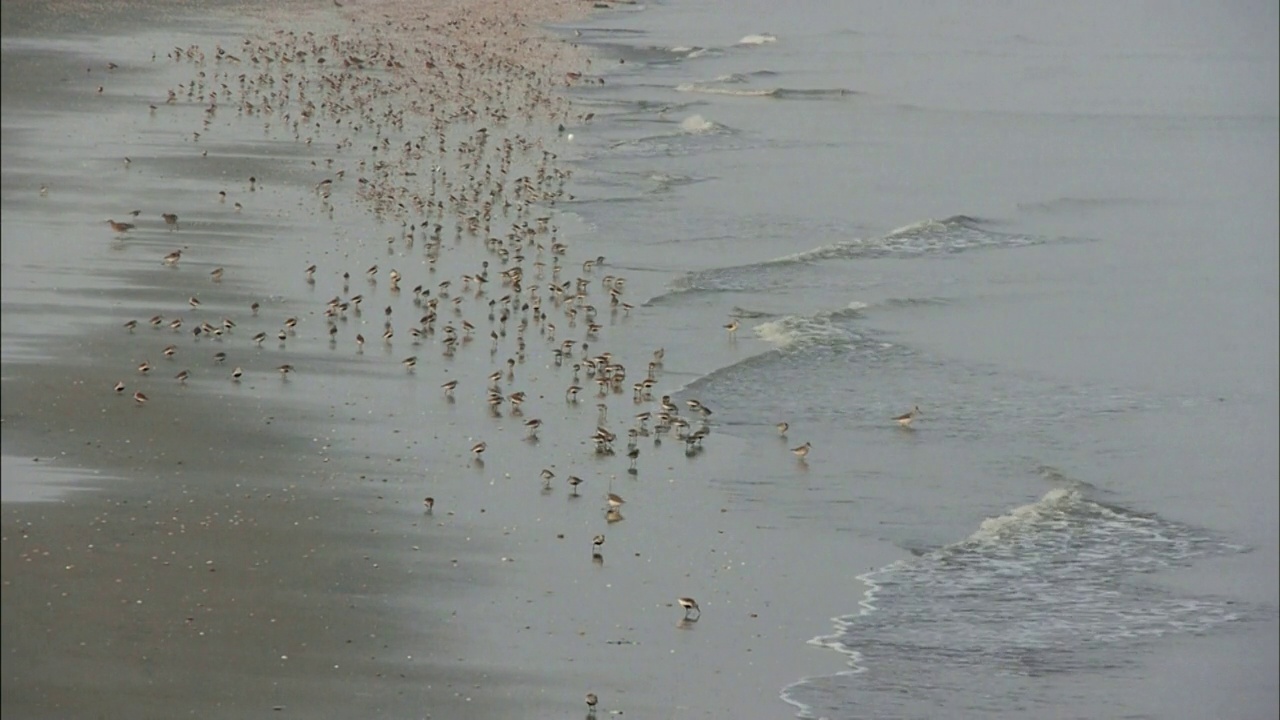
{"left": 88, "top": 8, "right": 922, "bottom": 715}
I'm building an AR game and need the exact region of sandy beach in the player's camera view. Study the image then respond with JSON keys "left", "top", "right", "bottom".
{"left": 2, "top": 1, "right": 887, "bottom": 717}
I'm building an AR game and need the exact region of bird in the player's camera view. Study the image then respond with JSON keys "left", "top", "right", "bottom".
{"left": 470, "top": 441, "right": 487, "bottom": 459}
{"left": 106, "top": 219, "right": 135, "bottom": 233}
{"left": 791, "top": 441, "right": 812, "bottom": 461}
{"left": 591, "top": 534, "right": 604, "bottom": 554}
{"left": 524, "top": 418, "right": 543, "bottom": 438}
{"left": 895, "top": 405, "right": 922, "bottom": 427}
{"left": 606, "top": 492, "right": 624, "bottom": 509}
{"left": 585, "top": 692, "right": 598, "bottom": 714}
{"left": 776, "top": 421, "right": 789, "bottom": 436}
{"left": 724, "top": 319, "right": 740, "bottom": 337}
{"left": 441, "top": 379, "right": 458, "bottom": 396}
{"left": 132, "top": 391, "right": 148, "bottom": 405}
{"left": 567, "top": 476, "right": 583, "bottom": 495}
{"left": 161, "top": 213, "right": 179, "bottom": 230}
{"left": 678, "top": 597, "right": 700, "bottom": 619}
{"left": 113, "top": 381, "right": 126, "bottom": 394}
{"left": 423, "top": 497, "right": 434, "bottom": 513}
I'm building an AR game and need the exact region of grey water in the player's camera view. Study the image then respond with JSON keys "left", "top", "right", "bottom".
{"left": 559, "top": 0, "right": 1278, "bottom": 718}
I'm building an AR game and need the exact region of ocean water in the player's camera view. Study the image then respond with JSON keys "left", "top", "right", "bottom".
{"left": 556, "top": 0, "right": 1279, "bottom": 717}
{"left": 2, "top": 0, "right": 1276, "bottom": 717}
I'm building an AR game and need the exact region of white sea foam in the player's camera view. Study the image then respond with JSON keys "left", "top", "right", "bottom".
{"left": 783, "top": 485, "right": 1248, "bottom": 716}
{"left": 675, "top": 82, "right": 777, "bottom": 97}
{"left": 753, "top": 306, "right": 862, "bottom": 349}
{"left": 679, "top": 114, "right": 716, "bottom": 133}
{"left": 737, "top": 33, "right": 777, "bottom": 45}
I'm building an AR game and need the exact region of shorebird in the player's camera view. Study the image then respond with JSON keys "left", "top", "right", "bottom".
{"left": 678, "top": 596, "right": 701, "bottom": 619}
{"left": 106, "top": 219, "right": 134, "bottom": 233}
{"left": 524, "top": 418, "right": 543, "bottom": 438}
{"left": 724, "top": 319, "right": 740, "bottom": 337}
{"left": 567, "top": 475, "right": 583, "bottom": 495}
{"left": 402, "top": 356, "right": 418, "bottom": 372}
{"left": 895, "top": 405, "right": 922, "bottom": 427}
{"left": 423, "top": 497, "right": 434, "bottom": 513}
{"left": 161, "top": 213, "right": 179, "bottom": 231}
{"left": 122, "top": 319, "right": 138, "bottom": 332}
{"left": 776, "top": 421, "right": 789, "bottom": 436}
{"left": 441, "top": 379, "right": 458, "bottom": 396}
{"left": 162, "top": 250, "right": 182, "bottom": 266}
{"left": 210, "top": 267, "right": 224, "bottom": 282}
{"left": 137, "top": 361, "right": 152, "bottom": 375}
{"left": 605, "top": 492, "right": 624, "bottom": 509}
{"left": 627, "top": 446, "right": 639, "bottom": 471}
{"left": 114, "top": 381, "right": 126, "bottom": 394}
{"left": 591, "top": 533, "right": 604, "bottom": 554}
{"left": 470, "top": 441, "right": 487, "bottom": 460}
{"left": 231, "top": 366, "right": 243, "bottom": 381}
{"left": 132, "top": 391, "right": 148, "bottom": 405}
{"left": 791, "top": 441, "right": 812, "bottom": 461}
{"left": 277, "top": 364, "right": 294, "bottom": 377}
{"left": 174, "top": 369, "right": 189, "bottom": 384}
{"left": 586, "top": 692, "right": 598, "bottom": 714}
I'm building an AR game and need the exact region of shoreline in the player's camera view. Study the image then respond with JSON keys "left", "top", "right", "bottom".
{"left": 2, "top": 0, "right": 883, "bottom": 717}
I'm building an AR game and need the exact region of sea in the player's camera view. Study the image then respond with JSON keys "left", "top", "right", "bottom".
{"left": 554, "top": 0, "right": 1279, "bottom": 718}
{"left": 2, "top": 0, "right": 1277, "bottom": 718}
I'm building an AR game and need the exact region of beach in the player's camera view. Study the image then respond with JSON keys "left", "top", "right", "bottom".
{"left": 1, "top": 1, "right": 890, "bottom": 717}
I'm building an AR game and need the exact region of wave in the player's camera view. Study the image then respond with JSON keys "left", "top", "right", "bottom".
{"left": 649, "top": 215, "right": 1082, "bottom": 304}
{"left": 737, "top": 33, "right": 778, "bottom": 45}
{"left": 753, "top": 302, "right": 868, "bottom": 350}
{"left": 606, "top": 114, "right": 736, "bottom": 153}
{"left": 782, "top": 487, "right": 1248, "bottom": 718}
{"left": 676, "top": 82, "right": 855, "bottom": 99}
{"left": 679, "top": 113, "right": 718, "bottom": 133}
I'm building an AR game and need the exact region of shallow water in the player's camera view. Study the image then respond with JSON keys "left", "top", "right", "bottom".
{"left": 557, "top": 0, "right": 1279, "bottom": 717}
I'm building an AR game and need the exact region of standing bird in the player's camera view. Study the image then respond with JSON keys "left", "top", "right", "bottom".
{"left": 791, "top": 441, "right": 812, "bottom": 461}
{"left": 678, "top": 597, "right": 701, "bottom": 619}
{"left": 591, "top": 533, "right": 605, "bottom": 555}
{"left": 724, "top": 319, "right": 740, "bottom": 338}
{"left": 470, "top": 441, "right": 487, "bottom": 460}
{"left": 423, "top": 497, "right": 435, "bottom": 514}
{"left": 585, "top": 692, "right": 598, "bottom": 714}
{"left": 776, "top": 421, "right": 789, "bottom": 437}
{"left": 895, "top": 405, "right": 922, "bottom": 427}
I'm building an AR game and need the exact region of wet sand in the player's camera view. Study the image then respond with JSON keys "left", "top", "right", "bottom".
{"left": 2, "top": 0, "right": 886, "bottom": 717}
